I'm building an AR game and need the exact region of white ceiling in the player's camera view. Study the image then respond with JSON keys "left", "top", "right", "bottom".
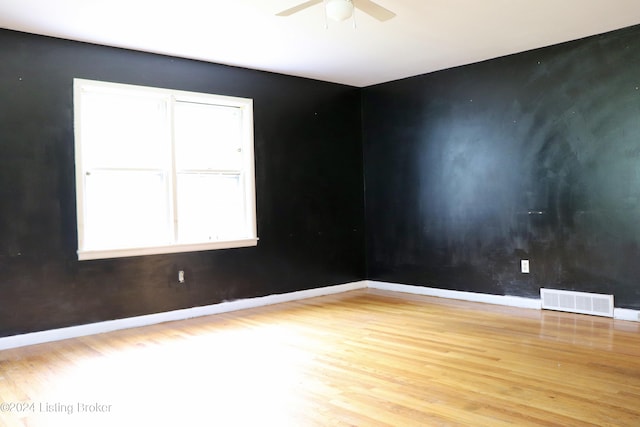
{"left": 1, "top": 0, "right": 640, "bottom": 87}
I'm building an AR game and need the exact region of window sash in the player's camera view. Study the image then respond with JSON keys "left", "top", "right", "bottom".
{"left": 175, "top": 172, "right": 247, "bottom": 244}
{"left": 82, "top": 169, "right": 173, "bottom": 251}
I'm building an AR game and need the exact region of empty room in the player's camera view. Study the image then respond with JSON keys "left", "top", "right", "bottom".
{"left": 1, "top": 1, "right": 640, "bottom": 425}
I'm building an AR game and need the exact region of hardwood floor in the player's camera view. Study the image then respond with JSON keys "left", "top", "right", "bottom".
{"left": 1, "top": 288, "right": 639, "bottom": 426}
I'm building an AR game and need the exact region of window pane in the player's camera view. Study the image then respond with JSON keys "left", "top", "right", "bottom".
{"left": 174, "top": 102, "right": 242, "bottom": 171}
{"left": 79, "top": 90, "right": 170, "bottom": 169}
{"left": 83, "top": 171, "right": 171, "bottom": 250}
{"left": 176, "top": 173, "right": 246, "bottom": 243}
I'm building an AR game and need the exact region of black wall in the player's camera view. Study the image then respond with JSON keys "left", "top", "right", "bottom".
{"left": 363, "top": 25, "right": 640, "bottom": 309}
{"left": 0, "top": 29, "right": 365, "bottom": 337}
{"left": 4, "top": 22, "right": 640, "bottom": 338}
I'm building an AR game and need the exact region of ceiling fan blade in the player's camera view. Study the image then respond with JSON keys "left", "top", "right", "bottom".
{"left": 353, "top": 0, "right": 396, "bottom": 21}
{"left": 276, "top": 0, "right": 324, "bottom": 17}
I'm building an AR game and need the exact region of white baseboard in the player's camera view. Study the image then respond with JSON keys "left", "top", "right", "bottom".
{"left": 614, "top": 308, "right": 640, "bottom": 322}
{"left": 0, "top": 281, "right": 367, "bottom": 351}
{"left": 367, "top": 280, "right": 542, "bottom": 309}
{"left": 368, "top": 281, "right": 640, "bottom": 322}
{"left": 2, "top": 279, "right": 637, "bottom": 351}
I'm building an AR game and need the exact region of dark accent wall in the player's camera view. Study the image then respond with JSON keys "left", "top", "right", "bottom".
{"left": 363, "top": 25, "right": 640, "bottom": 309}
{"left": 0, "top": 29, "right": 365, "bottom": 337}
{"left": 4, "top": 22, "right": 640, "bottom": 338}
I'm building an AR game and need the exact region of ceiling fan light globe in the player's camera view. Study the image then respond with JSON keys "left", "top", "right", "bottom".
{"left": 326, "top": 0, "right": 354, "bottom": 21}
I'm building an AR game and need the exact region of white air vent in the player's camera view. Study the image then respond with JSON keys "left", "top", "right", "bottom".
{"left": 541, "top": 288, "right": 614, "bottom": 317}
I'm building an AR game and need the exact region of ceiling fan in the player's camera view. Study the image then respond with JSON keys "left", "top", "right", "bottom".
{"left": 276, "top": 0, "right": 396, "bottom": 22}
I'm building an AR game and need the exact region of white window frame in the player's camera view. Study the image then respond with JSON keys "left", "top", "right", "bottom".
{"left": 74, "top": 78, "right": 258, "bottom": 260}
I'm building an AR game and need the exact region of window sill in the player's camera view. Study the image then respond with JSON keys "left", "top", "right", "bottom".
{"left": 78, "top": 238, "right": 258, "bottom": 261}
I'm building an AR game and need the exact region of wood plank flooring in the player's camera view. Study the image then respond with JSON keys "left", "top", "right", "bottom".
{"left": 1, "top": 288, "right": 639, "bottom": 426}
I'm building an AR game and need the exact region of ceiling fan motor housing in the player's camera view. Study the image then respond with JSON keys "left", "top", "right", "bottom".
{"left": 326, "top": 0, "right": 354, "bottom": 21}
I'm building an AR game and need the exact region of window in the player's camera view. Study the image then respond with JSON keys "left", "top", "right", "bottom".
{"left": 74, "top": 79, "right": 257, "bottom": 260}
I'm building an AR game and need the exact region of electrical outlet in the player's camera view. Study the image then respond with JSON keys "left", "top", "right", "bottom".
{"left": 178, "top": 270, "right": 185, "bottom": 283}
{"left": 521, "top": 260, "right": 530, "bottom": 274}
